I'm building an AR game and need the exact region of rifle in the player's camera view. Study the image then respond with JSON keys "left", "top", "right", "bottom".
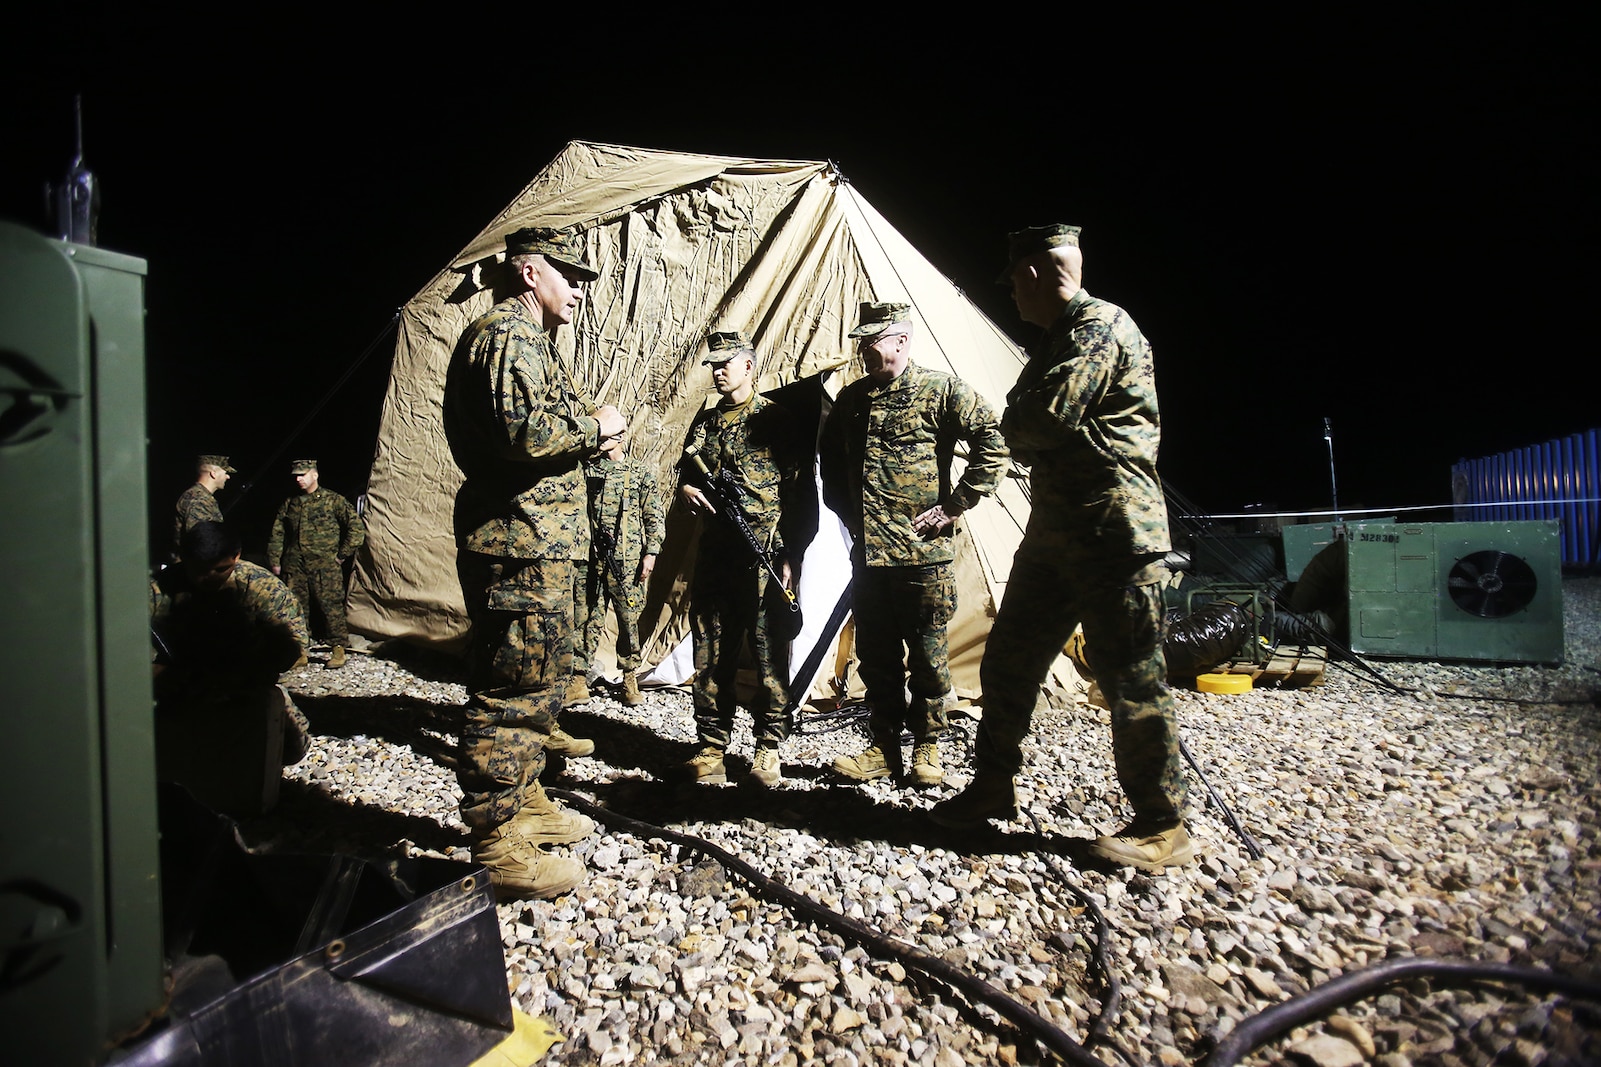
{"left": 684, "top": 443, "right": 799, "bottom": 613}
{"left": 591, "top": 523, "right": 629, "bottom": 588}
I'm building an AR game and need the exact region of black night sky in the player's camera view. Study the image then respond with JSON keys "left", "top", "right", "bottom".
{"left": 3, "top": 11, "right": 1594, "bottom": 560}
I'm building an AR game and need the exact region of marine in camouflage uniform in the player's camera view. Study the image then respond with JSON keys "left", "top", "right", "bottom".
{"left": 678, "top": 330, "right": 805, "bottom": 785}
{"left": 931, "top": 224, "right": 1192, "bottom": 871}
{"left": 267, "top": 459, "right": 364, "bottom": 657}
{"left": 573, "top": 445, "right": 664, "bottom": 693}
{"left": 442, "top": 226, "right": 623, "bottom": 899}
{"left": 172, "top": 454, "right": 234, "bottom": 557}
{"left": 820, "top": 301, "right": 1008, "bottom": 786}
{"left": 151, "top": 520, "right": 312, "bottom": 776}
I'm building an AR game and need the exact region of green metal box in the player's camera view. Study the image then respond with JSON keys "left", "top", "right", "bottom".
{"left": 1345, "top": 520, "right": 1564, "bottom": 664}
{"left": 0, "top": 222, "right": 164, "bottom": 1062}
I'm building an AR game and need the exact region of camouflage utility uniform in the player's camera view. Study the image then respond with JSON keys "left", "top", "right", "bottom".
{"left": 681, "top": 392, "right": 802, "bottom": 750}
{"left": 444, "top": 296, "right": 601, "bottom": 834}
{"left": 151, "top": 559, "right": 311, "bottom": 672}
{"left": 173, "top": 484, "right": 223, "bottom": 554}
{"left": 150, "top": 558, "right": 312, "bottom": 761}
{"left": 268, "top": 486, "right": 364, "bottom": 646}
{"left": 820, "top": 360, "right": 1007, "bottom": 747}
{"left": 574, "top": 456, "right": 664, "bottom": 677}
{"left": 978, "top": 288, "right": 1188, "bottom": 825}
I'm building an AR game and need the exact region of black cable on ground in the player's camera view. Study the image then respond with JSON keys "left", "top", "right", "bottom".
{"left": 550, "top": 788, "right": 1108, "bottom": 1067}
{"left": 1202, "top": 956, "right": 1601, "bottom": 1067}
{"left": 1021, "top": 810, "right": 1130, "bottom": 1064}
{"left": 1177, "top": 738, "right": 1262, "bottom": 861}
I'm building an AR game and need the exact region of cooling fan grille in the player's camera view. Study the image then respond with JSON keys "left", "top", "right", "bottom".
{"left": 1447, "top": 550, "right": 1538, "bottom": 618}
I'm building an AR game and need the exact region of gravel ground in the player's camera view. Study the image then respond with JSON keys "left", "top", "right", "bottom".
{"left": 240, "top": 578, "right": 1601, "bottom": 1067}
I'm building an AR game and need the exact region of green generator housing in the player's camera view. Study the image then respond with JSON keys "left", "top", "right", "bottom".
{"left": 1345, "top": 520, "right": 1565, "bottom": 664}
{"left": 0, "top": 222, "right": 164, "bottom": 1061}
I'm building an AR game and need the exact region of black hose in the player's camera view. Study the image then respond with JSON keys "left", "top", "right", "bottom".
{"left": 550, "top": 788, "right": 1108, "bottom": 1067}
{"left": 1203, "top": 956, "right": 1601, "bottom": 1067}
{"left": 1022, "top": 810, "right": 1126, "bottom": 1057}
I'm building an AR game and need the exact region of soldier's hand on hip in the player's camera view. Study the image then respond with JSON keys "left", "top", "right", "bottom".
{"left": 911, "top": 503, "right": 961, "bottom": 536}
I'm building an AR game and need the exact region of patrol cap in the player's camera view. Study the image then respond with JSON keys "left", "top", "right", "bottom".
{"left": 704, "top": 329, "right": 754, "bottom": 365}
{"left": 198, "top": 454, "right": 237, "bottom": 473}
{"left": 291, "top": 458, "right": 318, "bottom": 474}
{"left": 847, "top": 301, "right": 911, "bottom": 340}
{"left": 504, "top": 226, "right": 598, "bottom": 281}
{"left": 996, "top": 223, "right": 1083, "bottom": 284}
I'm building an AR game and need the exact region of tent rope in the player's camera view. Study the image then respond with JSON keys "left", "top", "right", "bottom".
{"left": 223, "top": 312, "right": 399, "bottom": 513}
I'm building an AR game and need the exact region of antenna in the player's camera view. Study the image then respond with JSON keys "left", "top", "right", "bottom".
{"left": 1323, "top": 416, "right": 1341, "bottom": 525}
{"left": 48, "top": 94, "right": 100, "bottom": 245}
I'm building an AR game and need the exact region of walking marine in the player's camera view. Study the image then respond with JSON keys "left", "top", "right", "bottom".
{"left": 443, "top": 225, "right": 625, "bottom": 899}
{"left": 268, "top": 458, "right": 365, "bottom": 668}
{"left": 821, "top": 301, "right": 1007, "bottom": 788}
{"left": 678, "top": 330, "right": 805, "bottom": 788}
{"left": 930, "top": 224, "right": 1193, "bottom": 872}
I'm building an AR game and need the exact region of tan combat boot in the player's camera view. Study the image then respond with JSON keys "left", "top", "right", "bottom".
{"left": 620, "top": 673, "right": 644, "bottom": 707}
{"left": 1089, "top": 822, "right": 1194, "bottom": 872}
{"left": 684, "top": 746, "right": 727, "bottom": 784}
{"left": 472, "top": 823, "right": 583, "bottom": 901}
{"left": 909, "top": 741, "right": 943, "bottom": 787}
{"left": 563, "top": 676, "right": 591, "bottom": 706}
{"left": 291, "top": 649, "right": 309, "bottom": 670}
{"left": 928, "top": 770, "right": 1018, "bottom": 829}
{"left": 545, "top": 724, "right": 595, "bottom": 758}
{"left": 327, "top": 645, "right": 347, "bottom": 669}
{"left": 832, "top": 742, "right": 901, "bottom": 782}
{"left": 748, "top": 746, "right": 782, "bottom": 787}
{"left": 509, "top": 782, "right": 596, "bottom": 846}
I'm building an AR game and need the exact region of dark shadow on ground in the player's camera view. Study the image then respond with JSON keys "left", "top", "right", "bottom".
{"left": 294, "top": 692, "right": 463, "bottom": 769}
{"left": 234, "top": 777, "right": 465, "bottom": 861}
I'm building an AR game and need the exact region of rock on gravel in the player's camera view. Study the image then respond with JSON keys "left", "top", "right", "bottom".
{"left": 239, "top": 578, "right": 1601, "bottom": 1066}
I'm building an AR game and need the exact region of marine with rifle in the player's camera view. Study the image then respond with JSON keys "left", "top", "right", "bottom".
{"left": 677, "top": 329, "right": 805, "bottom": 787}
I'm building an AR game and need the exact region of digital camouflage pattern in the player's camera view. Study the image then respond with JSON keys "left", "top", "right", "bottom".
{"left": 150, "top": 559, "right": 310, "bottom": 677}
{"left": 150, "top": 559, "right": 311, "bottom": 767}
{"left": 690, "top": 564, "right": 793, "bottom": 749}
{"left": 1001, "top": 288, "right": 1169, "bottom": 559}
{"left": 977, "top": 547, "right": 1186, "bottom": 822}
{"left": 444, "top": 296, "right": 600, "bottom": 563}
{"left": 680, "top": 392, "right": 804, "bottom": 747}
{"left": 444, "top": 293, "right": 602, "bottom": 833}
{"left": 681, "top": 393, "right": 799, "bottom": 561}
{"left": 820, "top": 361, "right": 1008, "bottom": 567}
{"left": 975, "top": 288, "right": 1186, "bottom": 824}
{"left": 172, "top": 483, "right": 224, "bottom": 554}
{"left": 268, "top": 485, "right": 365, "bottom": 645}
{"left": 851, "top": 562, "right": 957, "bottom": 742}
{"left": 573, "top": 456, "right": 664, "bottom": 675}
{"left": 455, "top": 553, "right": 575, "bottom": 834}
{"left": 819, "top": 360, "right": 1006, "bottom": 746}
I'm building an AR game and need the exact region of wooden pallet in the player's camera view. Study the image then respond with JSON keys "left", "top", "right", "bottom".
{"left": 1209, "top": 644, "right": 1328, "bottom": 688}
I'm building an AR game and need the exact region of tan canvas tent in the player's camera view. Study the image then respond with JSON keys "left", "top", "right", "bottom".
{"left": 348, "top": 140, "right": 1076, "bottom": 704}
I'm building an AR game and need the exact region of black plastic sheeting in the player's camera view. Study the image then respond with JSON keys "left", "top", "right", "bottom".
{"left": 108, "top": 787, "right": 512, "bottom": 1067}
{"left": 1163, "top": 601, "right": 1250, "bottom": 678}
